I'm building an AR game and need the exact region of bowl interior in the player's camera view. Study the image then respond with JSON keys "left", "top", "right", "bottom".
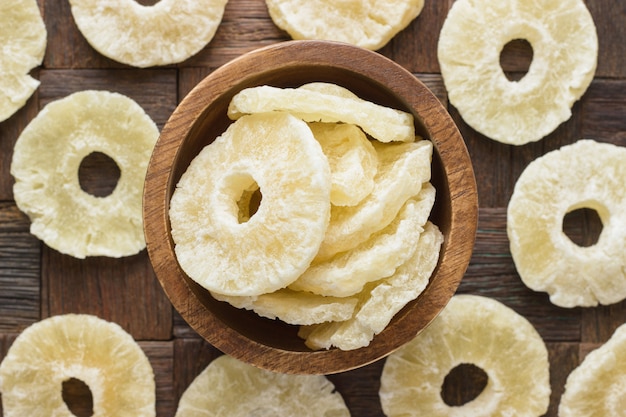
{"left": 144, "top": 40, "right": 477, "bottom": 374}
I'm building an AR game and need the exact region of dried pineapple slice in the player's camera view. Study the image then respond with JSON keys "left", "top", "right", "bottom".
{"left": 265, "top": 0, "right": 424, "bottom": 51}
{"left": 175, "top": 355, "right": 350, "bottom": 417}
{"left": 309, "top": 122, "right": 378, "bottom": 207}
{"left": 507, "top": 140, "right": 626, "bottom": 307}
{"left": 315, "top": 139, "right": 432, "bottom": 262}
{"left": 228, "top": 84, "right": 416, "bottom": 143}
{"left": 0, "top": 0, "right": 46, "bottom": 122}
{"left": 559, "top": 323, "right": 626, "bottom": 417}
{"left": 212, "top": 288, "right": 358, "bottom": 325}
{"left": 11, "top": 90, "right": 159, "bottom": 258}
{"left": 0, "top": 314, "right": 155, "bottom": 417}
{"left": 438, "top": 0, "right": 597, "bottom": 145}
{"left": 379, "top": 295, "right": 550, "bottom": 417}
{"left": 290, "top": 184, "right": 435, "bottom": 297}
{"left": 169, "top": 112, "right": 331, "bottom": 297}
{"left": 68, "top": 0, "right": 228, "bottom": 68}
{"left": 301, "top": 221, "right": 442, "bottom": 351}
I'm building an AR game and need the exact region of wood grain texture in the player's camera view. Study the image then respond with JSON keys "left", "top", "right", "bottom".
{"left": 0, "top": 0, "right": 625, "bottom": 415}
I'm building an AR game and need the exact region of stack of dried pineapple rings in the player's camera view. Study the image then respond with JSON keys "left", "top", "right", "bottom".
{"left": 169, "top": 82, "right": 442, "bottom": 350}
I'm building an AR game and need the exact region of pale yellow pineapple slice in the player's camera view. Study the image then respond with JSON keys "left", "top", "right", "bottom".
{"left": 265, "top": 0, "right": 424, "bottom": 51}
{"left": 68, "top": 0, "right": 228, "bottom": 68}
{"left": 175, "top": 355, "right": 350, "bottom": 417}
{"left": 298, "top": 82, "right": 360, "bottom": 99}
{"left": 507, "top": 140, "right": 626, "bottom": 307}
{"left": 438, "top": 0, "right": 597, "bottom": 145}
{"left": 10, "top": 90, "right": 159, "bottom": 258}
{"left": 169, "top": 112, "right": 331, "bottom": 297}
{"left": 290, "top": 184, "right": 435, "bottom": 297}
{"left": 315, "top": 139, "right": 432, "bottom": 262}
{"left": 0, "top": 0, "right": 46, "bottom": 122}
{"left": 301, "top": 221, "right": 442, "bottom": 351}
{"left": 379, "top": 295, "right": 550, "bottom": 417}
{"left": 228, "top": 84, "right": 416, "bottom": 143}
{"left": 212, "top": 288, "right": 358, "bottom": 325}
{"left": 559, "top": 323, "right": 626, "bottom": 417}
{"left": 308, "top": 122, "right": 378, "bottom": 207}
{"left": 0, "top": 314, "right": 155, "bottom": 417}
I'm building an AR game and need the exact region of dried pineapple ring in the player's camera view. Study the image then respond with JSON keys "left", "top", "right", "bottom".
{"left": 379, "top": 295, "right": 551, "bottom": 417}
{"left": 559, "top": 323, "right": 626, "bottom": 416}
{"left": 309, "top": 122, "right": 378, "bottom": 207}
{"left": 301, "top": 221, "right": 443, "bottom": 351}
{"left": 175, "top": 355, "right": 349, "bottom": 417}
{"left": 212, "top": 288, "right": 358, "bottom": 325}
{"left": 438, "top": 0, "right": 597, "bottom": 145}
{"left": 316, "top": 139, "right": 432, "bottom": 262}
{"left": 290, "top": 185, "right": 435, "bottom": 298}
{"left": 0, "top": 0, "right": 46, "bottom": 122}
{"left": 68, "top": 0, "right": 228, "bottom": 68}
{"left": 265, "top": 0, "right": 424, "bottom": 51}
{"left": 169, "top": 112, "right": 331, "bottom": 297}
{"left": 0, "top": 314, "right": 155, "bottom": 417}
{"left": 11, "top": 90, "right": 159, "bottom": 259}
{"left": 507, "top": 140, "right": 626, "bottom": 308}
{"left": 228, "top": 84, "right": 416, "bottom": 143}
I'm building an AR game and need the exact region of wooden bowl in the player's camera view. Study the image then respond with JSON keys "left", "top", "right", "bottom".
{"left": 143, "top": 40, "right": 478, "bottom": 374}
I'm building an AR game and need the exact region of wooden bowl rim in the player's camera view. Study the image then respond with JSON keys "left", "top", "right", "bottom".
{"left": 143, "top": 40, "right": 478, "bottom": 374}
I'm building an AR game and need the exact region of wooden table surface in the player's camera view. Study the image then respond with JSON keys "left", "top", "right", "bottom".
{"left": 1, "top": 1, "right": 624, "bottom": 416}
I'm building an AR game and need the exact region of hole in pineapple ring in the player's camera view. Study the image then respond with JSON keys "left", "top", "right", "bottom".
{"left": 440, "top": 363, "right": 489, "bottom": 407}
{"left": 500, "top": 39, "right": 534, "bottom": 82}
{"left": 78, "top": 151, "right": 121, "bottom": 197}
{"left": 62, "top": 377, "right": 94, "bottom": 417}
{"left": 562, "top": 206, "right": 604, "bottom": 247}
{"left": 237, "top": 185, "right": 263, "bottom": 224}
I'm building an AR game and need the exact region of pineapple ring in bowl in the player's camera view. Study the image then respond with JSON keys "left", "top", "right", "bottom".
{"left": 143, "top": 40, "right": 478, "bottom": 374}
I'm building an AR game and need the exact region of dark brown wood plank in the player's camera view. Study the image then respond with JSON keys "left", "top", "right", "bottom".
{"left": 41, "top": 249, "right": 172, "bottom": 341}
{"left": 387, "top": 0, "right": 454, "bottom": 74}
{"left": 586, "top": 1, "right": 626, "bottom": 78}
{"left": 0, "top": 203, "right": 40, "bottom": 333}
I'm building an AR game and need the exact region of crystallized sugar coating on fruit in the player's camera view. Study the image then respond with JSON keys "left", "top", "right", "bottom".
{"left": 228, "top": 84, "right": 416, "bottom": 143}
{"left": 212, "top": 288, "right": 358, "bottom": 325}
{"left": 0, "top": 314, "right": 155, "bottom": 417}
{"left": 0, "top": 0, "right": 46, "bottom": 122}
{"left": 69, "top": 0, "right": 228, "bottom": 67}
{"left": 379, "top": 295, "right": 550, "bottom": 417}
{"left": 174, "top": 355, "right": 350, "bottom": 417}
{"left": 309, "top": 122, "right": 378, "bottom": 207}
{"left": 169, "top": 112, "right": 331, "bottom": 297}
{"left": 11, "top": 90, "right": 159, "bottom": 258}
{"left": 507, "top": 140, "right": 626, "bottom": 308}
{"left": 559, "top": 323, "right": 626, "bottom": 417}
{"left": 290, "top": 185, "right": 435, "bottom": 298}
{"left": 315, "top": 140, "right": 432, "bottom": 262}
{"left": 265, "top": 0, "right": 424, "bottom": 50}
{"left": 301, "top": 221, "right": 442, "bottom": 351}
{"left": 438, "top": 0, "right": 597, "bottom": 145}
